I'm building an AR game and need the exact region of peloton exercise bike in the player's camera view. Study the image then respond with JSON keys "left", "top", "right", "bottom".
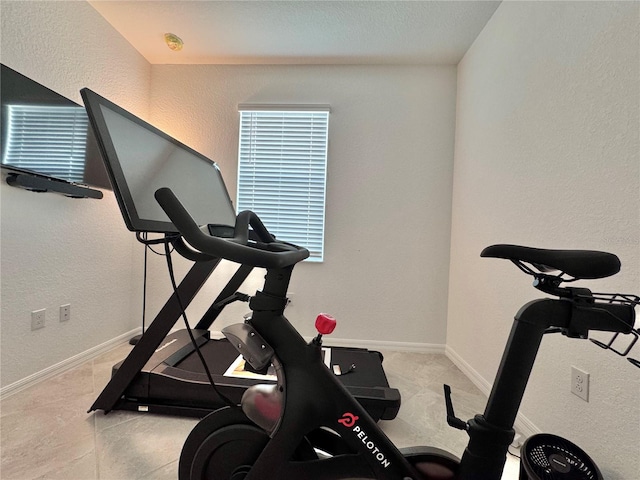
{"left": 81, "top": 88, "right": 400, "bottom": 422}
{"left": 150, "top": 165, "right": 636, "bottom": 479}
{"left": 146, "top": 194, "right": 637, "bottom": 480}
{"left": 165, "top": 221, "right": 636, "bottom": 480}
{"left": 158, "top": 193, "right": 636, "bottom": 480}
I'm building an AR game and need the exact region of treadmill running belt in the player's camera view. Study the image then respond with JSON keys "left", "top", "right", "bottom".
{"left": 174, "top": 338, "right": 392, "bottom": 390}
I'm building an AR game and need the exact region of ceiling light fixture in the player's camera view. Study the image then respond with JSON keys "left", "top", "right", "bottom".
{"left": 164, "top": 33, "right": 184, "bottom": 51}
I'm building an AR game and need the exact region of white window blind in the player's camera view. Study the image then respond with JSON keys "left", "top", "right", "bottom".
{"left": 237, "top": 106, "right": 329, "bottom": 261}
{"left": 4, "top": 104, "right": 88, "bottom": 182}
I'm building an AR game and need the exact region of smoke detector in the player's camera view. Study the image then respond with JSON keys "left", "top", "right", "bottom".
{"left": 164, "top": 33, "right": 184, "bottom": 51}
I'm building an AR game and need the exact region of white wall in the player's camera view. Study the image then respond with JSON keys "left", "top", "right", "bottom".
{"left": 147, "top": 65, "right": 457, "bottom": 346}
{"left": 0, "top": 1, "right": 151, "bottom": 388}
{"left": 448, "top": 2, "right": 639, "bottom": 478}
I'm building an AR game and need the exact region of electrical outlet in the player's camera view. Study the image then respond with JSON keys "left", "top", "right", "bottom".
{"left": 60, "top": 304, "right": 71, "bottom": 322}
{"left": 571, "top": 366, "right": 590, "bottom": 401}
{"left": 31, "top": 309, "right": 46, "bottom": 330}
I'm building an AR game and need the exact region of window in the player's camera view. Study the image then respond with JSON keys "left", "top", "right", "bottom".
{"left": 4, "top": 104, "right": 89, "bottom": 182}
{"left": 237, "top": 105, "right": 329, "bottom": 261}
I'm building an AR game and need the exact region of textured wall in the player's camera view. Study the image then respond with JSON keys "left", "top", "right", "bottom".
{"left": 147, "top": 64, "right": 457, "bottom": 346}
{"left": 0, "top": 1, "right": 151, "bottom": 387}
{"left": 449, "top": 2, "right": 639, "bottom": 478}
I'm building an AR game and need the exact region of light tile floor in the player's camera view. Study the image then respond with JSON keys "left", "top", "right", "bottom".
{"left": 1, "top": 343, "right": 520, "bottom": 479}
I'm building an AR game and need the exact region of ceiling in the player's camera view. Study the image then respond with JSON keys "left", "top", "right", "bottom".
{"left": 89, "top": 1, "right": 501, "bottom": 65}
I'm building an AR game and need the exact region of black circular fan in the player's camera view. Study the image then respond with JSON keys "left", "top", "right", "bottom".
{"left": 520, "top": 434, "right": 603, "bottom": 480}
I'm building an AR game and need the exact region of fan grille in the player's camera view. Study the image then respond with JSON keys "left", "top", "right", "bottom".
{"left": 521, "top": 434, "right": 602, "bottom": 480}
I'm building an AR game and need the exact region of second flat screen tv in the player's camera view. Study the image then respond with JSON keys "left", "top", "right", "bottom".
{"left": 1, "top": 64, "right": 110, "bottom": 190}
{"left": 80, "top": 88, "right": 237, "bottom": 234}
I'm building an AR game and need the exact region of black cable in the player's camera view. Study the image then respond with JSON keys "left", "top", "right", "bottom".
{"left": 148, "top": 243, "right": 174, "bottom": 256}
{"left": 163, "top": 241, "right": 236, "bottom": 407}
{"left": 135, "top": 231, "right": 176, "bottom": 256}
{"left": 507, "top": 448, "right": 521, "bottom": 460}
{"left": 142, "top": 238, "right": 148, "bottom": 334}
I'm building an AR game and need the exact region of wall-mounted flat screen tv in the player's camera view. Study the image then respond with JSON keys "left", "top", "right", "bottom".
{"left": 80, "top": 88, "right": 236, "bottom": 233}
{"left": 1, "top": 64, "right": 111, "bottom": 190}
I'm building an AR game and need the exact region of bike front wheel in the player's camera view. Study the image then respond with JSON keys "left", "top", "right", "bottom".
{"left": 179, "top": 407, "right": 267, "bottom": 480}
{"left": 180, "top": 407, "right": 318, "bottom": 480}
{"left": 189, "top": 423, "right": 267, "bottom": 480}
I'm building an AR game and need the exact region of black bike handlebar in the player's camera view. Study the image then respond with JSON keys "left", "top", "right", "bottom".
{"left": 154, "top": 187, "right": 310, "bottom": 269}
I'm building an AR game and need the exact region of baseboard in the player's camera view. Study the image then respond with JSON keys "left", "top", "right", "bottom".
{"left": 323, "top": 337, "right": 446, "bottom": 354}
{"left": 210, "top": 330, "right": 445, "bottom": 354}
{"left": 513, "top": 410, "right": 540, "bottom": 440}
{"left": 445, "top": 345, "right": 493, "bottom": 393}
{"left": 0, "top": 328, "right": 141, "bottom": 400}
{"left": 445, "top": 345, "right": 540, "bottom": 439}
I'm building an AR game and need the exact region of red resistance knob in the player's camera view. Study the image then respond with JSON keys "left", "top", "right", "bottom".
{"left": 315, "top": 313, "right": 337, "bottom": 335}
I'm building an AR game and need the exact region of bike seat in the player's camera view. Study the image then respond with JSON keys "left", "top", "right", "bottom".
{"left": 481, "top": 244, "right": 621, "bottom": 279}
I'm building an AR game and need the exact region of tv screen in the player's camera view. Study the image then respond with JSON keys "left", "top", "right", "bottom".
{"left": 80, "top": 88, "right": 237, "bottom": 234}
{"left": 0, "top": 64, "right": 111, "bottom": 190}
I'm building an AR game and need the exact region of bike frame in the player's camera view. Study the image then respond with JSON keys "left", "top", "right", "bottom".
{"left": 244, "top": 266, "right": 418, "bottom": 479}
{"left": 237, "top": 267, "right": 635, "bottom": 480}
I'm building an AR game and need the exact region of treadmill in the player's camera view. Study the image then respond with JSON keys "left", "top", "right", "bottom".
{"left": 81, "top": 88, "right": 401, "bottom": 421}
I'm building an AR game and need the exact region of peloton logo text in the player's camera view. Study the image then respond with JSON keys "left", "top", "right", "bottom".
{"left": 338, "top": 413, "right": 391, "bottom": 469}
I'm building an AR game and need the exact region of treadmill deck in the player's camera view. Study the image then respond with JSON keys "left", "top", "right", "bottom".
{"left": 111, "top": 331, "right": 401, "bottom": 421}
